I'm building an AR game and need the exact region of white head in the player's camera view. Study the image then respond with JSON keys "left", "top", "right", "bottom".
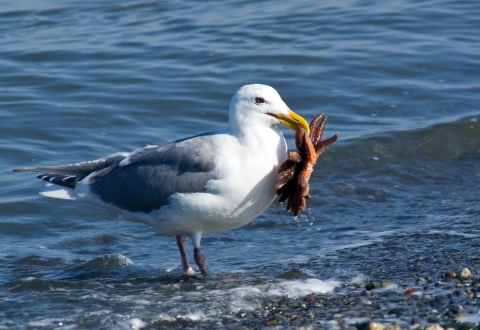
{"left": 228, "top": 84, "right": 309, "bottom": 136}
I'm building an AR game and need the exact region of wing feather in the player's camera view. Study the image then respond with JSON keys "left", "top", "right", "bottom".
{"left": 88, "top": 136, "right": 219, "bottom": 213}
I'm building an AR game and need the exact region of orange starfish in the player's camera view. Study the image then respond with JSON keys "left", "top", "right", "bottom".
{"left": 276, "top": 114, "right": 338, "bottom": 217}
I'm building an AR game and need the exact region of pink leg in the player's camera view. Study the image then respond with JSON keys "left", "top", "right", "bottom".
{"left": 176, "top": 235, "right": 195, "bottom": 275}
{"left": 194, "top": 247, "right": 207, "bottom": 276}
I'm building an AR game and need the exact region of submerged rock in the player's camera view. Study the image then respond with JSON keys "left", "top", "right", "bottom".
{"left": 365, "top": 281, "right": 393, "bottom": 291}
{"left": 277, "top": 268, "right": 304, "bottom": 280}
{"left": 365, "top": 281, "right": 382, "bottom": 291}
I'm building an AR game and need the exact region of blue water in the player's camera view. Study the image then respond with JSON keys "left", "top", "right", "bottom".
{"left": 1, "top": 0, "right": 479, "bottom": 328}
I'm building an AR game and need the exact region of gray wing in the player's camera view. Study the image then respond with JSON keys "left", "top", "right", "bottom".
{"left": 87, "top": 136, "right": 219, "bottom": 213}
{"left": 14, "top": 133, "right": 220, "bottom": 213}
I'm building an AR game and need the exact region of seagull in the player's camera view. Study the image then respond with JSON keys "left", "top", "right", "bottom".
{"left": 13, "top": 84, "right": 309, "bottom": 276}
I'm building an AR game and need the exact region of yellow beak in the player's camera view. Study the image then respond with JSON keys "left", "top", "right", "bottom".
{"left": 269, "top": 109, "right": 310, "bottom": 133}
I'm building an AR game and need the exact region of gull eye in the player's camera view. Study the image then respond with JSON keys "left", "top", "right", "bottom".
{"left": 255, "top": 97, "right": 265, "bottom": 104}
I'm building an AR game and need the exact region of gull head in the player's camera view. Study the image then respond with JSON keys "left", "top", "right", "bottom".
{"left": 229, "top": 84, "right": 309, "bottom": 135}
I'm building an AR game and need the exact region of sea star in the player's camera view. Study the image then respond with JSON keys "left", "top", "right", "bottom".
{"left": 276, "top": 114, "right": 338, "bottom": 216}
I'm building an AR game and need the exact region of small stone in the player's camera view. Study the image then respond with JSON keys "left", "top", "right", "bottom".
{"left": 381, "top": 281, "right": 393, "bottom": 288}
{"left": 454, "top": 289, "right": 466, "bottom": 296}
{"left": 266, "top": 319, "right": 277, "bottom": 326}
{"left": 304, "top": 293, "right": 316, "bottom": 303}
{"left": 356, "top": 322, "right": 396, "bottom": 330}
{"left": 445, "top": 271, "right": 457, "bottom": 279}
{"left": 368, "top": 322, "right": 386, "bottom": 330}
{"left": 365, "top": 281, "right": 382, "bottom": 291}
{"left": 460, "top": 267, "right": 472, "bottom": 278}
{"left": 425, "top": 325, "right": 444, "bottom": 330}
{"left": 456, "top": 312, "right": 468, "bottom": 319}
{"left": 459, "top": 323, "right": 476, "bottom": 330}
{"left": 293, "top": 315, "right": 304, "bottom": 323}
{"left": 404, "top": 287, "right": 418, "bottom": 296}
{"left": 277, "top": 269, "right": 304, "bottom": 280}
{"left": 443, "top": 322, "right": 460, "bottom": 330}
{"left": 427, "top": 315, "right": 440, "bottom": 323}
{"left": 411, "top": 318, "right": 421, "bottom": 326}
{"left": 393, "top": 322, "right": 409, "bottom": 330}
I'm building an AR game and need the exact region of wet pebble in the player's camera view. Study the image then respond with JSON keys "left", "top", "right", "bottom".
{"left": 459, "top": 268, "right": 472, "bottom": 279}
{"left": 445, "top": 271, "right": 457, "bottom": 279}
{"left": 356, "top": 321, "right": 390, "bottom": 330}
{"left": 304, "top": 293, "right": 316, "bottom": 303}
{"left": 425, "top": 325, "right": 444, "bottom": 330}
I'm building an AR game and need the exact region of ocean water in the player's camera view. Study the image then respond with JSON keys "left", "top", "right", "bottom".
{"left": 1, "top": 0, "right": 479, "bottom": 328}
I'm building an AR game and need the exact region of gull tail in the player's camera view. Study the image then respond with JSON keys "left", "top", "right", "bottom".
{"left": 39, "top": 184, "right": 79, "bottom": 200}
{"left": 35, "top": 173, "right": 85, "bottom": 189}
{"left": 12, "top": 152, "right": 128, "bottom": 200}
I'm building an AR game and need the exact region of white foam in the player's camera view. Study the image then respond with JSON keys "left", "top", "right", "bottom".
{"left": 128, "top": 318, "right": 147, "bottom": 329}
{"left": 182, "top": 311, "right": 207, "bottom": 321}
{"left": 267, "top": 279, "right": 338, "bottom": 297}
{"left": 154, "top": 313, "right": 176, "bottom": 322}
{"left": 147, "top": 279, "right": 337, "bottom": 321}
{"left": 350, "top": 274, "right": 368, "bottom": 284}
{"left": 208, "top": 278, "right": 338, "bottom": 313}
{"left": 134, "top": 299, "right": 151, "bottom": 306}
{"left": 227, "top": 286, "right": 264, "bottom": 311}
{"left": 429, "top": 229, "right": 480, "bottom": 238}
{"left": 28, "top": 319, "right": 65, "bottom": 327}
{"left": 156, "top": 309, "right": 209, "bottom": 322}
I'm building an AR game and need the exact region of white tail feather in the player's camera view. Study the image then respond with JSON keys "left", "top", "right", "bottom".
{"left": 40, "top": 184, "right": 78, "bottom": 200}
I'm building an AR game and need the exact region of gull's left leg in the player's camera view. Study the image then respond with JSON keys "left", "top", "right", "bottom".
{"left": 176, "top": 235, "right": 195, "bottom": 275}
{"left": 194, "top": 248, "right": 207, "bottom": 276}
{"left": 191, "top": 232, "right": 207, "bottom": 276}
